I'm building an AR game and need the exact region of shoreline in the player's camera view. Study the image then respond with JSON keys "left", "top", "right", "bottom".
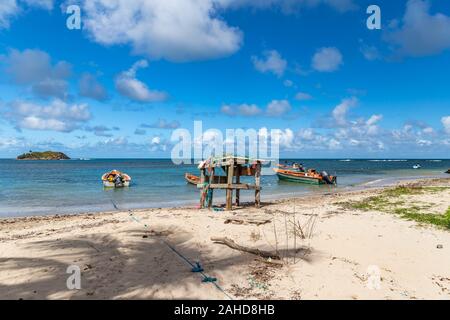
{"left": 1, "top": 173, "right": 448, "bottom": 219}
{"left": 1, "top": 176, "right": 449, "bottom": 299}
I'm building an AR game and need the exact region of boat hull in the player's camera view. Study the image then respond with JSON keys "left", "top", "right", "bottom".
{"left": 185, "top": 173, "right": 200, "bottom": 185}
{"left": 103, "top": 181, "right": 130, "bottom": 188}
{"left": 102, "top": 170, "right": 131, "bottom": 188}
{"left": 276, "top": 172, "right": 326, "bottom": 185}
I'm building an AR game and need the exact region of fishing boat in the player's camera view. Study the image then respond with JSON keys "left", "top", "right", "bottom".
{"left": 102, "top": 170, "right": 131, "bottom": 188}
{"left": 185, "top": 173, "right": 200, "bottom": 185}
{"left": 273, "top": 164, "right": 337, "bottom": 185}
{"left": 184, "top": 172, "right": 230, "bottom": 185}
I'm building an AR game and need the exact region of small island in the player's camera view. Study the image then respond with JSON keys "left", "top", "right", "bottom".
{"left": 17, "top": 151, "right": 70, "bottom": 160}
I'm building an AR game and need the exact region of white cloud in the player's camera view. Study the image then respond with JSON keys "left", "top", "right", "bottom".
{"left": 115, "top": 60, "right": 167, "bottom": 102}
{"left": 365, "top": 114, "right": 383, "bottom": 135}
{"left": 102, "top": 136, "right": 128, "bottom": 146}
{"left": 221, "top": 100, "right": 291, "bottom": 117}
{"left": 366, "top": 114, "right": 383, "bottom": 126}
{"left": 416, "top": 139, "right": 432, "bottom": 146}
{"left": 149, "top": 135, "right": 170, "bottom": 152}
{"left": 295, "top": 92, "right": 312, "bottom": 101}
{"left": 221, "top": 103, "right": 262, "bottom": 117}
{"left": 3, "top": 99, "right": 91, "bottom": 132}
{"left": 151, "top": 136, "right": 161, "bottom": 145}
{"left": 297, "top": 128, "right": 314, "bottom": 141}
{"left": 272, "top": 128, "right": 294, "bottom": 149}
{"left": 359, "top": 43, "right": 381, "bottom": 61}
{"left": 385, "top": 0, "right": 450, "bottom": 57}
{"left": 311, "top": 47, "right": 343, "bottom": 72}
{"left": 251, "top": 50, "right": 287, "bottom": 77}
{"left": 141, "top": 119, "right": 181, "bottom": 129}
{"left": 331, "top": 97, "right": 358, "bottom": 126}
{"left": 0, "top": 137, "right": 25, "bottom": 149}
{"left": 32, "top": 79, "right": 68, "bottom": 99}
{"left": 79, "top": 73, "right": 108, "bottom": 101}
{"left": 0, "top": 0, "right": 54, "bottom": 29}
{"left": 3, "top": 48, "right": 71, "bottom": 99}
{"left": 19, "top": 117, "right": 68, "bottom": 132}
{"left": 79, "top": 0, "right": 242, "bottom": 62}
{"left": 0, "top": 0, "right": 18, "bottom": 29}
{"left": 328, "top": 138, "right": 341, "bottom": 150}
{"left": 266, "top": 99, "right": 291, "bottom": 117}
{"left": 307, "top": 97, "right": 387, "bottom": 151}
{"left": 390, "top": 122, "right": 442, "bottom": 149}
{"left": 442, "top": 116, "right": 450, "bottom": 134}
{"left": 422, "top": 127, "right": 434, "bottom": 135}
{"left": 289, "top": 119, "right": 419, "bottom": 153}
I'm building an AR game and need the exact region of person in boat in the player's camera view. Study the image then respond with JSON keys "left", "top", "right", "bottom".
{"left": 292, "top": 163, "right": 305, "bottom": 172}
{"left": 114, "top": 174, "right": 124, "bottom": 187}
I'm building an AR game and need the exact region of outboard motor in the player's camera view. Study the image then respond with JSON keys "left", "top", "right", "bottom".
{"left": 114, "top": 175, "right": 124, "bottom": 187}
{"left": 321, "top": 171, "right": 333, "bottom": 185}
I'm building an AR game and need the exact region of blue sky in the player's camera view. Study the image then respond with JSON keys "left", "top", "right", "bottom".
{"left": 0, "top": 0, "right": 449, "bottom": 158}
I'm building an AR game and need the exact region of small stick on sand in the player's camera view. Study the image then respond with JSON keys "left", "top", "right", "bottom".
{"left": 211, "top": 237, "right": 281, "bottom": 260}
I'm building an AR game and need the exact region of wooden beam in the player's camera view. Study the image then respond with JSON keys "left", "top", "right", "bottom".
{"left": 202, "top": 183, "right": 260, "bottom": 190}
{"left": 255, "top": 162, "right": 261, "bottom": 208}
{"left": 200, "top": 169, "right": 206, "bottom": 208}
{"left": 226, "top": 164, "right": 234, "bottom": 210}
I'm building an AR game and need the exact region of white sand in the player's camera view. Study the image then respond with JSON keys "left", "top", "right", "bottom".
{"left": 1, "top": 177, "right": 449, "bottom": 300}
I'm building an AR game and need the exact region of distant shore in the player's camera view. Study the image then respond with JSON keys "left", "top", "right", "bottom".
{"left": 1, "top": 176, "right": 449, "bottom": 300}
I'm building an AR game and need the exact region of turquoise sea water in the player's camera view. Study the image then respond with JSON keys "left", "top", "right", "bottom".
{"left": 0, "top": 158, "right": 449, "bottom": 217}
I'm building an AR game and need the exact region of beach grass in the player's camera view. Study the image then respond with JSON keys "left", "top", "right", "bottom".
{"left": 395, "top": 206, "right": 450, "bottom": 229}
{"left": 339, "top": 185, "right": 450, "bottom": 230}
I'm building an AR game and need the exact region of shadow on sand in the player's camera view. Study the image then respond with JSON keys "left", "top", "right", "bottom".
{"left": 0, "top": 219, "right": 318, "bottom": 299}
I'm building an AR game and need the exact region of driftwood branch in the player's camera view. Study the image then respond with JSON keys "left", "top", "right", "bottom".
{"left": 255, "top": 257, "right": 284, "bottom": 267}
{"left": 224, "top": 217, "right": 271, "bottom": 226}
{"left": 211, "top": 237, "right": 281, "bottom": 260}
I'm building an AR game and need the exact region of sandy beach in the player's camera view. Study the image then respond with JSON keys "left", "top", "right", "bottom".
{"left": 1, "top": 177, "right": 450, "bottom": 300}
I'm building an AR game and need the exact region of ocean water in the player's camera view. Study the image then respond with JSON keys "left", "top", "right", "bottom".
{"left": 0, "top": 158, "right": 449, "bottom": 217}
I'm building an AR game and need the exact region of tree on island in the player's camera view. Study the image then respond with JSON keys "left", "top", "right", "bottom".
{"left": 17, "top": 151, "right": 70, "bottom": 160}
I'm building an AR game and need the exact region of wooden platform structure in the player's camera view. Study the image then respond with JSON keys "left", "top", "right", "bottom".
{"left": 198, "top": 155, "right": 262, "bottom": 210}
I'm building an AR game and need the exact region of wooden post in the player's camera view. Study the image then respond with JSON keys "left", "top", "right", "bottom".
{"left": 235, "top": 165, "right": 240, "bottom": 206}
{"left": 226, "top": 161, "right": 234, "bottom": 210}
{"left": 200, "top": 168, "right": 206, "bottom": 208}
{"left": 255, "top": 161, "right": 261, "bottom": 208}
{"left": 208, "top": 168, "right": 214, "bottom": 208}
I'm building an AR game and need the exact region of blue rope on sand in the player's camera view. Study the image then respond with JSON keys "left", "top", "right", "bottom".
{"left": 191, "top": 262, "right": 204, "bottom": 273}
{"left": 125, "top": 209, "right": 233, "bottom": 300}
{"left": 107, "top": 198, "right": 232, "bottom": 299}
